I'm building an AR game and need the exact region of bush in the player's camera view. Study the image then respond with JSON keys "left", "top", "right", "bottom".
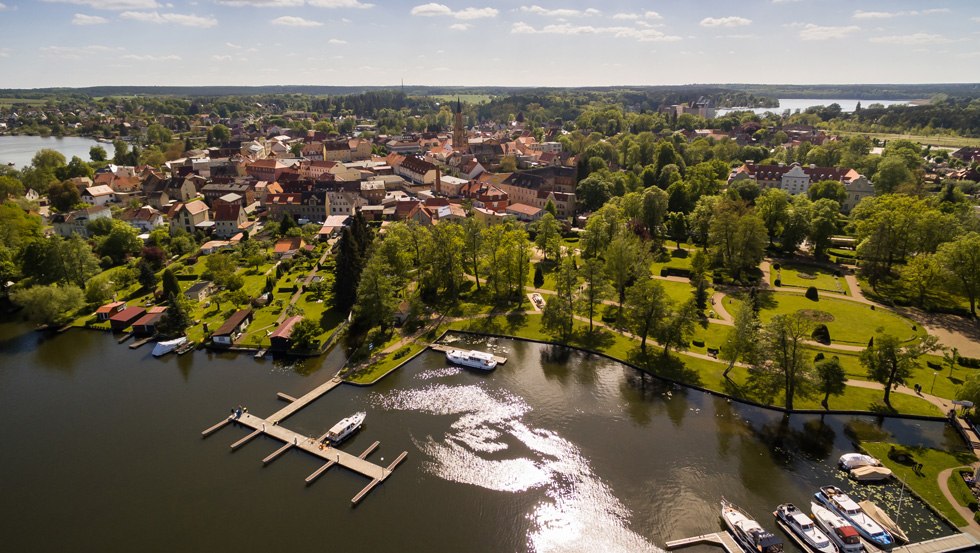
{"left": 393, "top": 346, "right": 411, "bottom": 360}
{"left": 833, "top": 270, "right": 843, "bottom": 277}
{"left": 773, "top": 278, "right": 781, "bottom": 287}
{"left": 959, "top": 357, "right": 980, "bottom": 369}
{"left": 692, "top": 339, "right": 705, "bottom": 347}
{"left": 772, "top": 263, "right": 780, "bottom": 270}
{"left": 814, "top": 352, "right": 825, "bottom": 362}
{"left": 805, "top": 286, "right": 819, "bottom": 300}
{"left": 533, "top": 266, "right": 544, "bottom": 288}
{"left": 811, "top": 324, "right": 831, "bottom": 345}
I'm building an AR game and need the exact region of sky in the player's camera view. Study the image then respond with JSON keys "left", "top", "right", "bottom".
{"left": 0, "top": 0, "right": 979, "bottom": 88}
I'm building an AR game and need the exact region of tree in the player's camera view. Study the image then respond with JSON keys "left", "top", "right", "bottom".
{"left": 89, "top": 145, "right": 108, "bottom": 163}
{"left": 861, "top": 334, "right": 938, "bottom": 405}
{"left": 899, "top": 253, "right": 945, "bottom": 309}
{"left": 158, "top": 293, "right": 192, "bottom": 337}
{"left": 533, "top": 265, "right": 544, "bottom": 288}
{"left": 138, "top": 259, "right": 160, "bottom": 291}
{"left": 289, "top": 319, "right": 321, "bottom": 352}
{"left": 604, "top": 231, "right": 645, "bottom": 318}
{"left": 352, "top": 253, "right": 399, "bottom": 331}
{"left": 161, "top": 267, "right": 181, "bottom": 298}
{"left": 576, "top": 173, "right": 613, "bottom": 213}
{"left": 544, "top": 199, "right": 558, "bottom": 218}
{"left": 755, "top": 188, "right": 790, "bottom": 246}
{"left": 808, "top": 180, "right": 847, "bottom": 204}
{"left": 754, "top": 313, "right": 814, "bottom": 410}
{"left": 720, "top": 300, "right": 760, "bottom": 378}
{"left": 0, "top": 175, "right": 25, "bottom": 202}
{"left": 279, "top": 213, "right": 297, "bottom": 235}
{"left": 47, "top": 180, "right": 81, "bottom": 212}
{"left": 112, "top": 140, "right": 130, "bottom": 165}
{"left": 578, "top": 257, "right": 610, "bottom": 333}
{"left": 10, "top": 284, "right": 84, "bottom": 326}
{"left": 94, "top": 219, "right": 142, "bottom": 265}
{"left": 873, "top": 156, "right": 913, "bottom": 194}
{"left": 656, "top": 299, "right": 698, "bottom": 360}
{"left": 332, "top": 227, "right": 361, "bottom": 313}
{"left": 209, "top": 124, "right": 231, "bottom": 145}
{"left": 957, "top": 372, "right": 980, "bottom": 411}
{"left": 815, "top": 357, "right": 847, "bottom": 409}
{"left": 534, "top": 212, "right": 561, "bottom": 263}
{"left": 808, "top": 198, "right": 840, "bottom": 258}
{"left": 709, "top": 200, "right": 768, "bottom": 281}
{"left": 624, "top": 278, "right": 669, "bottom": 353}
{"left": 937, "top": 232, "right": 980, "bottom": 317}
{"left": 85, "top": 274, "right": 116, "bottom": 305}
{"left": 541, "top": 256, "right": 577, "bottom": 340}
{"left": 462, "top": 217, "right": 484, "bottom": 290}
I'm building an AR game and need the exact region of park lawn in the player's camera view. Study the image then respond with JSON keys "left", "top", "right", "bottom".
{"left": 530, "top": 261, "right": 559, "bottom": 291}
{"left": 759, "top": 292, "right": 920, "bottom": 346}
{"left": 794, "top": 386, "right": 943, "bottom": 416}
{"left": 831, "top": 130, "right": 980, "bottom": 149}
{"left": 947, "top": 469, "right": 978, "bottom": 511}
{"left": 657, "top": 278, "right": 696, "bottom": 306}
{"left": 774, "top": 262, "right": 848, "bottom": 295}
{"left": 861, "top": 442, "right": 977, "bottom": 527}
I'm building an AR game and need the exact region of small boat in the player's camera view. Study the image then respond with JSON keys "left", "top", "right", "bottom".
{"left": 811, "top": 502, "right": 864, "bottom": 553}
{"left": 839, "top": 453, "right": 880, "bottom": 470}
{"left": 175, "top": 340, "right": 196, "bottom": 355}
{"left": 815, "top": 486, "right": 893, "bottom": 549}
{"left": 722, "top": 499, "right": 784, "bottom": 553}
{"left": 775, "top": 503, "right": 836, "bottom": 553}
{"left": 152, "top": 336, "right": 187, "bottom": 357}
{"left": 857, "top": 500, "right": 908, "bottom": 544}
{"left": 849, "top": 465, "right": 893, "bottom": 483}
{"left": 325, "top": 412, "right": 365, "bottom": 444}
{"left": 446, "top": 349, "right": 498, "bottom": 371}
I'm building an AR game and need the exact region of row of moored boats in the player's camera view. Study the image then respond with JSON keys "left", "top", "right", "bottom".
{"left": 722, "top": 484, "right": 906, "bottom": 553}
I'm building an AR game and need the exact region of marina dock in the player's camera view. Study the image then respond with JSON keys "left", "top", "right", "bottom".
{"left": 428, "top": 343, "right": 508, "bottom": 365}
{"left": 665, "top": 532, "right": 741, "bottom": 553}
{"left": 666, "top": 529, "right": 978, "bottom": 553}
{"left": 201, "top": 375, "right": 407, "bottom": 505}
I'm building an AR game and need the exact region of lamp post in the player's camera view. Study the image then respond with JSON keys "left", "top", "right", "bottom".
{"left": 931, "top": 372, "right": 938, "bottom": 394}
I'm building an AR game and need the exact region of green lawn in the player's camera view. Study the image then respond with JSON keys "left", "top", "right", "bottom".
{"left": 832, "top": 130, "right": 980, "bottom": 148}
{"left": 773, "top": 262, "right": 848, "bottom": 295}
{"left": 861, "top": 442, "right": 977, "bottom": 527}
{"left": 947, "top": 469, "right": 978, "bottom": 512}
{"left": 651, "top": 248, "right": 695, "bottom": 276}
{"left": 759, "top": 292, "right": 921, "bottom": 345}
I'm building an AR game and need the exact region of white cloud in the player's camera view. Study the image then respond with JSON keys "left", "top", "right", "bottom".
{"left": 225, "top": 42, "right": 242, "bottom": 49}
{"left": 410, "top": 3, "right": 496, "bottom": 20}
{"left": 518, "top": 5, "right": 600, "bottom": 18}
{"left": 449, "top": 23, "right": 471, "bottom": 30}
{"left": 308, "top": 0, "right": 372, "bottom": 7}
{"left": 328, "top": 38, "right": 347, "bottom": 44}
{"left": 0, "top": 2, "right": 8, "bottom": 10}
{"left": 120, "top": 11, "right": 218, "bottom": 27}
{"left": 869, "top": 33, "right": 952, "bottom": 45}
{"left": 271, "top": 15, "right": 322, "bottom": 26}
{"left": 40, "top": 44, "right": 121, "bottom": 59}
{"left": 0, "top": 48, "right": 11, "bottom": 58}
{"left": 72, "top": 13, "right": 108, "bottom": 24}
{"left": 612, "top": 11, "right": 661, "bottom": 21}
{"left": 211, "top": 54, "right": 233, "bottom": 61}
{"left": 720, "top": 33, "right": 759, "bottom": 40}
{"left": 122, "top": 53, "right": 181, "bottom": 61}
{"left": 853, "top": 9, "right": 951, "bottom": 19}
{"left": 41, "top": 0, "right": 160, "bottom": 9}
{"left": 511, "top": 21, "right": 681, "bottom": 42}
{"left": 216, "top": 0, "right": 302, "bottom": 6}
{"left": 798, "top": 23, "right": 860, "bottom": 40}
{"left": 700, "top": 16, "right": 751, "bottom": 27}
{"left": 772, "top": 0, "right": 802, "bottom": 3}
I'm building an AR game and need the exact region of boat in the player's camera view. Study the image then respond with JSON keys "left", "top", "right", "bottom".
{"left": 722, "top": 498, "right": 784, "bottom": 553}
{"left": 839, "top": 453, "right": 880, "bottom": 470}
{"left": 446, "top": 349, "right": 498, "bottom": 371}
{"left": 324, "top": 412, "right": 365, "bottom": 444}
{"left": 175, "top": 340, "right": 196, "bottom": 356}
{"left": 849, "top": 465, "right": 893, "bottom": 483}
{"left": 815, "top": 486, "right": 893, "bottom": 549}
{"left": 811, "top": 502, "right": 864, "bottom": 553}
{"left": 857, "top": 500, "right": 908, "bottom": 544}
{"left": 152, "top": 336, "right": 187, "bottom": 357}
{"left": 774, "top": 503, "right": 836, "bottom": 553}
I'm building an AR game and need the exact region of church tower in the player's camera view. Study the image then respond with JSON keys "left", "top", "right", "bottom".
{"left": 452, "top": 97, "right": 468, "bottom": 153}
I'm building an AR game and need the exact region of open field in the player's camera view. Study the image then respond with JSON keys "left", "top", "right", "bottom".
{"left": 758, "top": 291, "right": 921, "bottom": 345}
{"left": 832, "top": 130, "right": 980, "bottom": 148}
{"left": 424, "top": 94, "right": 494, "bottom": 104}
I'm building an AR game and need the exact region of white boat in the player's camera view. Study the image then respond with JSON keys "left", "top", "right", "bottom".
{"left": 446, "top": 349, "right": 498, "bottom": 371}
{"left": 152, "top": 336, "right": 187, "bottom": 357}
{"left": 815, "top": 486, "right": 893, "bottom": 549}
{"left": 857, "top": 500, "right": 908, "bottom": 544}
{"left": 839, "top": 453, "right": 880, "bottom": 470}
{"left": 811, "top": 502, "right": 864, "bottom": 553}
{"left": 722, "top": 499, "right": 784, "bottom": 553}
{"left": 775, "top": 503, "right": 836, "bottom": 553}
{"left": 325, "top": 412, "right": 365, "bottom": 444}
{"left": 849, "top": 466, "right": 893, "bottom": 483}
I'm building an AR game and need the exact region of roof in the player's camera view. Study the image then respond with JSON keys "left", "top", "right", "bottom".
{"left": 96, "top": 301, "right": 125, "bottom": 314}
{"left": 84, "top": 184, "right": 114, "bottom": 197}
{"left": 399, "top": 155, "right": 436, "bottom": 174}
{"left": 181, "top": 200, "right": 210, "bottom": 215}
{"left": 110, "top": 306, "right": 146, "bottom": 322}
{"left": 185, "top": 281, "right": 213, "bottom": 295}
{"left": 506, "top": 203, "right": 542, "bottom": 216}
{"left": 269, "top": 316, "right": 303, "bottom": 339}
{"left": 213, "top": 308, "right": 253, "bottom": 337}
{"left": 132, "top": 311, "right": 164, "bottom": 328}
{"left": 214, "top": 203, "right": 243, "bottom": 222}
{"left": 273, "top": 237, "right": 304, "bottom": 253}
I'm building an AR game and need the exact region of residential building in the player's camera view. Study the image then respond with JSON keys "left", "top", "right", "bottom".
{"left": 506, "top": 203, "right": 543, "bottom": 222}
{"left": 95, "top": 301, "right": 126, "bottom": 321}
{"left": 263, "top": 191, "right": 328, "bottom": 223}
{"left": 246, "top": 159, "right": 290, "bottom": 181}
{"left": 132, "top": 306, "right": 167, "bottom": 336}
{"left": 730, "top": 161, "right": 860, "bottom": 196}
{"left": 118, "top": 206, "right": 164, "bottom": 233}
{"left": 273, "top": 237, "right": 306, "bottom": 258}
{"left": 269, "top": 315, "right": 303, "bottom": 351}
{"left": 842, "top": 175, "right": 876, "bottom": 213}
{"left": 52, "top": 205, "right": 112, "bottom": 238}
{"left": 170, "top": 200, "right": 211, "bottom": 235}
{"left": 82, "top": 185, "right": 116, "bottom": 206}
{"left": 184, "top": 281, "right": 215, "bottom": 303}
{"left": 109, "top": 306, "right": 146, "bottom": 332}
{"left": 212, "top": 308, "right": 253, "bottom": 347}
{"left": 394, "top": 155, "right": 439, "bottom": 186}
{"left": 214, "top": 203, "right": 248, "bottom": 239}
{"left": 326, "top": 190, "right": 367, "bottom": 216}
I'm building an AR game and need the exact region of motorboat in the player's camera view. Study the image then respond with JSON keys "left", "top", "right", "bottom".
{"left": 325, "top": 412, "right": 365, "bottom": 444}
{"left": 857, "top": 500, "right": 908, "bottom": 544}
{"left": 811, "top": 502, "right": 863, "bottom": 553}
{"left": 446, "top": 349, "right": 498, "bottom": 371}
{"left": 815, "top": 486, "right": 893, "bottom": 548}
{"left": 849, "top": 465, "right": 893, "bottom": 482}
{"left": 774, "top": 503, "right": 836, "bottom": 553}
{"left": 152, "top": 336, "right": 187, "bottom": 357}
{"left": 722, "top": 498, "right": 784, "bottom": 553}
{"left": 839, "top": 453, "right": 880, "bottom": 470}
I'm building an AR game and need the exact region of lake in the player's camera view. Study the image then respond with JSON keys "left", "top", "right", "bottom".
{"left": 0, "top": 323, "right": 961, "bottom": 552}
{"left": 0, "top": 135, "right": 105, "bottom": 169}
{"left": 715, "top": 98, "right": 908, "bottom": 117}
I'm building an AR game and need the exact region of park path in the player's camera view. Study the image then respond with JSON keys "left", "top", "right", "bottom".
{"left": 937, "top": 467, "right": 980, "bottom": 538}
{"left": 276, "top": 249, "right": 332, "bottom": 325}
{"left": 843, "top": 379, "right": 952, "bottom": 412}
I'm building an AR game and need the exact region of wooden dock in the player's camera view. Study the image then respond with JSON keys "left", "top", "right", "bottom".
{"left": 267, "top": 376, "right": 343, "bottom": 424}
{"left": 892, "top": 533, "right": 979, "bottom": 553}
{"left": 665, "top": 532, "right": 741, "bottom": 553}
{"left": 428, "top": 343, "right": 508, "bottom": 365}
{"left": 129, "top": 335, "right": 155, "bottom": 349}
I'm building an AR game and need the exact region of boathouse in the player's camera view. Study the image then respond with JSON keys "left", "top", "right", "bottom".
{"left": 95, "top": 301, "right": 126, "bottom": 321}
{"left": 109, "top": 306, "right": 147, "bottom": 332}
{"left": 269, "top": 316, "right": 303, "bottom": 351}
{"left": 132, "top": 306, "right": 167, "bottom": 336}
{"left": 212, "top": 308, "right": 253, "bottom": 347}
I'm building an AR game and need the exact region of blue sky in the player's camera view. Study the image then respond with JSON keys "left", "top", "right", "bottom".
{"left": 0, "top": 0, "right": 978, "bottom": 88}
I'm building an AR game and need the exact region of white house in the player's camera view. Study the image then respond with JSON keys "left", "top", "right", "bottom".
{"left": 82, "top": 185, "right": 117, "bottom": 206}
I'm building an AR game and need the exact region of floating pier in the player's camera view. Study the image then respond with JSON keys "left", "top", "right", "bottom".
{"left": 665, "top": 532, "right": 741, "bottom": 553}
{"left": 201, "top": 375, "right": 407, "bottom": 505}
{"left": 428, "top": 343, "right": 508, "bottom": 365}
{"left": 666, "top": 530, "right": 978, "bottom": 553}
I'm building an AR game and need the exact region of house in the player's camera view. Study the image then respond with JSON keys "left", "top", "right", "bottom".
{"left": 842, "top": 175, "right": 876, "bottom": 213}
{"left": 506, "top": 203, "right": 543, "bottom": 222}
{"left": 119, "top": 206, "right": 164, "bottom": 233}
{"left": 394, "top": 155, "right": 440, "bottom": 186}
{"left": 52, "top": 205, "right": 112, "bottom": 238}
{"left": 213, "top": 203, "right": 248, "bottom": 239}
{"left": 169, "top": 200, "right": 211, "bottom": 235}
{"left": 730, "top": 161, "right": 860, "bottom": 196}
{"left": 132, "top": 306, "right": 167, "bottom": 336}
{"left": 273, "top": 237, "right": 306, "bottom": 258}
{"left": 246, "top": 158, "right": 290, "bottom": 181}
{"left": 269, "top": 315, "right": 303, "bottom": 351}
{"left": 326, "top": 190, "right": 367, "bottom": 216}
{"left": 211, "top": 308, "right": 253, "bottom": 347}
{"left": 436, "top": 175, "right": 468, "bottom": 197}
{"left": 201, "top": 182, "right": 255, "bottom": 207}
{"left": 184, "top": 281, "right": 215, "bottom": 303}
{"left": 145, "top": 176, "right": 198, "bottom": 210}
{"left": 95, "top": 301, "right": 126, "bottom": 321}
{"left": 82, "top": 185, "right": 116, "bottom": 206}
{"left": 317, "top": 215, "right": 351, "bottom": 240}
{"left": 263, "top": 191, "right": 328, "bottom": 223}
{"left": 109, "top": 306, "right": 147, "bottom": 332}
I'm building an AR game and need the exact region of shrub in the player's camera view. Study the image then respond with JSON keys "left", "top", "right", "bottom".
{"left": 814, "top": 352, "right": 825, "bottom": 362}
{"left": 958, "top": 357, "right": 980, "bottom": 369}
{"left": 533, "top": 266, "right": 544, "bottom": 288}
{"left": 692, "top": 339, "right": 705, "bottom": 347}
{"left": 811, "top": 324, "right": 831, "bottom": 345}
{"left": 772, "top": 263, "right": 780, "bottom": 270}
{"left": 833, "top": 270, "right": 843, "bottom": 277}
{"left": 393, "top": 346, "right": 411, "bottom": 360}
{"left": 773, "top": 278, "right": 781, "bottom": 287}
{"left": 805, "top": 286, "right": 819, "bottom": 300}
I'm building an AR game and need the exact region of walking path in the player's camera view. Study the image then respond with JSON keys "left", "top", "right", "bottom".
{"left": 276, "top": 250, "right": 331, "bottom": 325}
{"left": 937, "top": 467, "right": 980, "bottom": 539}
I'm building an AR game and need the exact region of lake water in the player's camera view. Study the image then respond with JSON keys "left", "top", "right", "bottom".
{"left": 0, "top": 322, "right": 961, "bottom": 552}
{"left": 0, "top": 135, "right": 104, "bottom": 169}
{"left": 716, "top": 98, "right": 909, "bottom": 117}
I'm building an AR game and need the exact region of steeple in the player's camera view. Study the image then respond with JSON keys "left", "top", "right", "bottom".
{"left": 452, "top": 96, "right": 468, "bottom": 153}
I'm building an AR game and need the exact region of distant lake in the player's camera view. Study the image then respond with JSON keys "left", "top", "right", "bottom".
{"left": 0, "top": 135, "right": 105, "bottom": 169}
{"left": 715, "top": 98, "right": 909, "bottom": 117}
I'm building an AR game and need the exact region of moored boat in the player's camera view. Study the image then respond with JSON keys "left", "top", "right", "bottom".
{"left": 849, "top": 465, "right": 892, "bottom": 483}
{"left": 839, "top": 453, "right": 880, "bottom": 470}
{"left": 774, "top": 503, "right": 837, "bottom": 553}
{"left": 815, "top": 486, "right": 893, "bottom": 549}
{"left": 325, "top": 412, "right": 365, "bottom": 444}
{"left": 722, "top": 499, "right": 784, "bottom": 553}
{"left": 811, "top": 502, "right": 864, "bottom": 553}
{"left": 857, "top": 500, "right": 908, "bottom": 544}
{"left": 446, "top": 349, "right": 498, "bottom": 371}
{"left": 152, "top": 336, "right": 187, "bottom": 357}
